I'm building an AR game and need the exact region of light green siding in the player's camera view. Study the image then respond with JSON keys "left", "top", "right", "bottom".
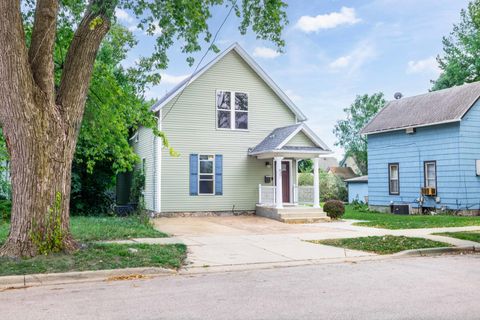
{"left": 159, "top": 50, "right": 297, "bottom": 212}
{"left": 132, "top": 127, "right": 156, "bottom": 211}
{"left": 284, "top": 131, "right": 316, "bottom": 147}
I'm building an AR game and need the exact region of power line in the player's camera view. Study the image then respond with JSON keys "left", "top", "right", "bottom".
{"left": 161, "top": 1, "right": 237, "bottom": 121}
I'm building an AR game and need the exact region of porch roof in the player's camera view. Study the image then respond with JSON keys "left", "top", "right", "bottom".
{"left": 248, "top": 123, "right": 331, "bottom": 159}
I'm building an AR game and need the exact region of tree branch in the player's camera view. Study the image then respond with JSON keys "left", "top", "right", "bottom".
{"left": 56, "top": 6, "right": 110, "bottom": 130}
{"left": 28, "top": 0, "right": 59, "bottom": 105}
{"left": 0, "top": 0, "right": 35, "bottom": 125}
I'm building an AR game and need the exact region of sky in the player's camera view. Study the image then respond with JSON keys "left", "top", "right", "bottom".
{"left": 116, "top": 0, "right": 470, "bottom": 160}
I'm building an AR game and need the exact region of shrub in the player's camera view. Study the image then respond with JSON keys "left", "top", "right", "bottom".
{"left": 298, "top": 172, "right": 313, "bottom": 186}
{"left": 323, "top": 200, "right": 345, "bottom": 219}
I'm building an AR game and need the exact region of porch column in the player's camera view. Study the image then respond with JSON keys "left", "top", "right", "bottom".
{"left": 313, "top": 157, "right": 320, "bottom": 208}
{"left": 274, "top": 156, "right": 283, "bottom": 209}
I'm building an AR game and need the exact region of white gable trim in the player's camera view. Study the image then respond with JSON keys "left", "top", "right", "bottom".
{"left": 276, "top": 123, "right": 330, "bottom": 151}
{"left": 151, "top": 43, "right": 307, "bottom": 121}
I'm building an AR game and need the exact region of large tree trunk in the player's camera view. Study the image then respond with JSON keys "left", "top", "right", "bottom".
{"left": 0, "top": 0, "right": 110, "bottom": 257}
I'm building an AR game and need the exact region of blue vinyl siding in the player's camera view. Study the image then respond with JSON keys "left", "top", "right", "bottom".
{"left": 367, "top": 100, "right": 480, "bottom": 210}
{"left": 348, "top": 182, "right": 368, "bottom": 203}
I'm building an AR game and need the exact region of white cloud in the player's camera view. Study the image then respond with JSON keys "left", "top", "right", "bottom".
{"left": 160, "top": 73, "right": 190, "bottom": 85}
{"left": 329, "top": 42, "right": 376, "bottom": 73}
{"left": 115, "top": 8, "right": 134, "bottom": 24}
{"left": 406, "top": 57, "right": 440, "bottom": 75}
{"left": 296, "top": 7, "right": 361, "bottom": 33}
{"left": 252, "top": 47, "right": 281, "bottom": 59}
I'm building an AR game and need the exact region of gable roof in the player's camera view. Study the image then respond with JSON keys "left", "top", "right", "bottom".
{"left": 344, "top": 175, "right": 368, "bottom": 183}
{"left": 361, "top": 81, "right": 480, "bottom": 135}
{"left": 249, "top": 123, "right": 330, "bottom": 155}
{"left": 328, "top": 167, "right": 358, "bottom": 181}
{"left": 151, "top": 43, "right": 307, "bottom": 121}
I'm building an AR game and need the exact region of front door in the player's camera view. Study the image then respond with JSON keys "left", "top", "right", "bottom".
{"left": 281, "top": 161, "right": 290, "bottom": 203}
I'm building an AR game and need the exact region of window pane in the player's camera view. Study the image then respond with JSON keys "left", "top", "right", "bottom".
{"left": 426, "top": 163, "right": 436, "bottom": 178}
{"left": 390, "top": 165, "right": 398, "bottom": 179}
{"left": 199, "top": 155, "right": 214, "bottom": 161}
{"left": 235, "top": 92, "right": 248, "bottom": 111}
{"left": 218, "top": 111, "right": 231, "bottom": 128}
{"left": 426, "top": 179, "right": 436, "bottom": 188}
{"left": 235, "top": 112, "right": 248, "bottom": 129}
{"left": 199, "top": 181, "right": 214, "bottom": 194}
{"left": 390, "top": 180, "right": 398, "bottom": 194}
{"left": 216, "top": 91, "right": 231, "bottom": 110}
{"left": 200, "top": 161, "right": 213, "bottom": 174}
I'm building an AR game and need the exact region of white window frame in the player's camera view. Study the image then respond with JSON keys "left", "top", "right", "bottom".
{"left": 198, "top": 154, "right": 215, "bottom": 195}
{"left": 424, "top": 161, "right": 437, "bottom": 189}
{"left": 388, "top": 163, "right": 399, "bottom": 195}
{"left": 216, "top": 90, "right": 249, "bottom": 131}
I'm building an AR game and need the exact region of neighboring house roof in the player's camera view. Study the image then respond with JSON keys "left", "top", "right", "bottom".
{"left": 151, "top": 43, "right": 307, "bottom": 121}
{"left": 344, "top": 175, "right": 368, "bottom": 183}
{"left": 361, "top": 81, "right": 480, "bottom": 135}
{"left": 328, "top": 167, "right": 358, "bottom": 180}
{"left": 318, "top": 157, "right": 339, "bottom": 171}
{"left": 248, "top": 123, "right": 331, "bottom": 156}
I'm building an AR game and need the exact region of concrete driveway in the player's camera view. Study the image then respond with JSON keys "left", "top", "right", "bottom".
{"left": 152, "top": 216, "right": 375, "bottom": 267}
{"left": 151, "top": 216, "right": 480, "bottom": 268}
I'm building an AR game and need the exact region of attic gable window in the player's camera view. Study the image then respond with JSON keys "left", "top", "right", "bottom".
{"left": 216, "top": 91, "right": 248, "bottom": 130}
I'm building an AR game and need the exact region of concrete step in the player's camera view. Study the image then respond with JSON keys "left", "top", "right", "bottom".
{"left": 281, "top": 216, "right": 331, "bottom": 224}
{"left": 279, "top": 212, "right": 328, "bottom": 218}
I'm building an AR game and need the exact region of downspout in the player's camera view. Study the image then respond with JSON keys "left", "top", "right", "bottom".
{"left": 154, "top": 111, "right": 162, "bottom": 213}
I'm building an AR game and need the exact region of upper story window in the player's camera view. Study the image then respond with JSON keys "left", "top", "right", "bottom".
{"left": 388, "top": 163, "right": 399, "bottom": 195}
{"left": 424, "top": 161, "right": 437, "bottom": 189}
{"left": 216, "top": 91, "right": 248, "bottom": 130}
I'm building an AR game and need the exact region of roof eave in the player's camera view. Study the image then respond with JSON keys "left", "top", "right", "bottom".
{"left": 362, "top": 118, "right": 462, "bottom": 136}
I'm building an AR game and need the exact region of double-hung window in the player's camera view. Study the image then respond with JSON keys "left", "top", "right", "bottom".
{"left": 216, "top": 91, "right": 248, "bottom": 130}
{"left": 198, "top": 155, "right": 215, "bottom": 195}
{"left": 424, "top": 161, "right": 437, "bottom": 190}
{"left": 388, "top": 163, "right": 399, "bottom": 195}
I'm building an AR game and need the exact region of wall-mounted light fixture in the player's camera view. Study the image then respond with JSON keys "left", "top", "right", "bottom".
{"left": 265, "top": 161, "right": 271, "bottom": 168}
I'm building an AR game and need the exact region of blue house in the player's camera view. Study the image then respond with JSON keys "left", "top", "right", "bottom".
{"left": 361, "top": 82, "right": 480, "bottom": 214}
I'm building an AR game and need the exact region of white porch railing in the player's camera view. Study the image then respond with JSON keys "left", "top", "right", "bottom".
{"left": 293, "top": 185, "right": 314, "bottom": 205}
{"left": 258, "top": 184, "right": 276, "bottom": 205}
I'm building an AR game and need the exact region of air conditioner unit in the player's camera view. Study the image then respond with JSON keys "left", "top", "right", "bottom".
{"left": 421, "top": 187, "right": 436, "bottom": 196}
{"left": 391, "top": 204, "right": 410, "bottom": 215}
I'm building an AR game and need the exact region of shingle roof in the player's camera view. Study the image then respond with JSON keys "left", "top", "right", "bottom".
{"left": 328, "top": 167, "right": 358, "bottom": 180}
{"left": 361, "top": 81, "right": 480, "bottom": 135}
{"left": 250, "top": 124, "right": 302, "bottom": 154}
{"left": 344, "top": 175, "right": 368, "bottom": 183}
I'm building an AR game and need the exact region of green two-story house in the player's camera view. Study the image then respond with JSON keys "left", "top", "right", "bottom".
{"left": 126, "top": 43, "right": 331, "bottom": 222}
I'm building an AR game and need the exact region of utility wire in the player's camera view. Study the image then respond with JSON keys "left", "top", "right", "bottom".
{"left": 161, "top": 1, "right": 237, "bottom": 121}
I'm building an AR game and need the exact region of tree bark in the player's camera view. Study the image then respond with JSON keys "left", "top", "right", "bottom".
{"left": 0, "top": 1, "right": 110, "bottom": 257}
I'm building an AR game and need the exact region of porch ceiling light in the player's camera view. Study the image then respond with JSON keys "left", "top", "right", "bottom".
{"left": 265, "top": 161, "right": 271, "bottom": 168}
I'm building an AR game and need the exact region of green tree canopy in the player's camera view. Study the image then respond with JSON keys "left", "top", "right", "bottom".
{"left": 333, "top": 93, "right": 385, "bottom": 174}
{"left": 432, "top": 0, "right": 480, "bottom": 90}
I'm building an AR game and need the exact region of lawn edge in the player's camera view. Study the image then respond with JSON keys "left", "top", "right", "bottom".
{"left": 393, "top": 245, "right": 479, "bottom": 257}
{"left": 0, "top": 267, "right": 177, "bottom": 290}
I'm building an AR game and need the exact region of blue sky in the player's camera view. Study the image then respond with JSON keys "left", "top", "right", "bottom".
{"left": 117, "top": 0, "right": 469, "bottom": 160}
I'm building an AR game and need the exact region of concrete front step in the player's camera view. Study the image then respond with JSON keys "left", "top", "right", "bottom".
{"left": 256, "top": 204, "right": 330, "bottom": 224}
{"left": 280, "top": 216, "right": 331, "bottom": 224}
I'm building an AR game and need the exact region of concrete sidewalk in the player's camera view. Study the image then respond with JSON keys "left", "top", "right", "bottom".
{"left": 111, "top": 216, "right": 480, "bottom": 268}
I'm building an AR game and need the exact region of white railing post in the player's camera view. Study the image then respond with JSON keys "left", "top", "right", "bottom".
{"left": 258, "top": 184, "right": 262, "bottom": 204}
{"left": 313, "top": 157, "right": 320, "bottom": 208}
{"left": 274, "top": 157, "right": 283, "bottom": 209}
{"left": 293, "top": 184, "right": 298, "bottom": 204}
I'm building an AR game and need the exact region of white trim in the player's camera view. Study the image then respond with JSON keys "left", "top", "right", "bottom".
{"left": 276, "top": 123, "right": 330, "bottom": 151}
{"left": 215, "top": 90, "right": 249, "bottom": 130}
{"left": 129, "top": 131, "right": 139, "bottom": 142}
{"left": 274, "top": 157, "right": 283, "bottom": 208}
{"left": 272, "top": 158, "right": 294, "bottom": 204}
{"left": 362, "top": 119, "right": 461, "bottom": 136}
{"left": 151, "top": 43, "right": 307, "bottom": 121}
{"left": 313, "top": 157, "right": 320, "bottom": 208}
{"left": 198, "top": 154, "right": 215, "bottom": 195}
{"left": 154, "top": 113, "right": 162, "bottom": 212}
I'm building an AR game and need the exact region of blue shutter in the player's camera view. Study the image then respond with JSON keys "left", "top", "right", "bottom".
{"left": 215, "top": 154, "right": 223, "bottom": 195}
{"left": 189, "top": 154, "right": 198, "bottom": 196}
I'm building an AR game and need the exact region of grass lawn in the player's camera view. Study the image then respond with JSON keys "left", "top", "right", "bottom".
{"left": 434, "top": 231, "right": 480, "bottom": 243}
{"left": 0, "top": 243, "right": 187, "bottom": 276}
{"left": 0, "top": 215, "right": 167, "bottom": 245}
{"left": 0, "top": 215, "right": 184, "bottom": 276}
{"left": 309, "top": 235, "right": 451, "bottom": 255}
{"left": 343, "top": 205, "right": 480, "bottom": 229}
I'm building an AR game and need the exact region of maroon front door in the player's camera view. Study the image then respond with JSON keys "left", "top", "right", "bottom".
{"left": 281, "top": 161, "right": 290, "bottom": 203}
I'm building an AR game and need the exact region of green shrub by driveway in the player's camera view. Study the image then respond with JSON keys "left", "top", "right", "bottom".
{"left": 309, "top": 236, "right": 451, "bottom": 255}
{"left": 0, "top": 243, "right": 187, "bottom": 276}
{"left": 343, "top": 205, "right": 480, "bottom": 229}
{"left": 434, "top": 231, "right": 480, "bottom": 243}
{"left": 323, "top": 200, "right": 345, "bottom": 219}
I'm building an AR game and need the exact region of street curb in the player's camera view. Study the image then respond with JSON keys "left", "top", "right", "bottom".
{"left": 393, "top": 245, "right": 478, "bottom": 257}
{"left": 0, "top": 267, "right": 177, "bottom": 290}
